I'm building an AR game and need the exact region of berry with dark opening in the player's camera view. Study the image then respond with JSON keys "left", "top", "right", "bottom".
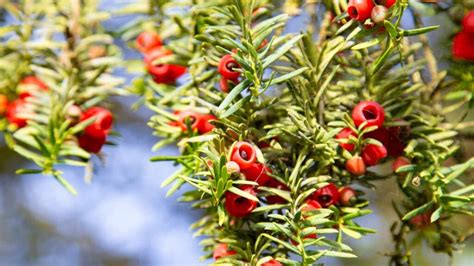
{"left": 336, "top": 127, "right": 358, "bottom": 152}
{"left": 346, "top": 156, "right": 366, "bottom": 175}
{"left": 175, "top": 110, "right": 201, "bottom": 133}
{"left": 81, "top": 107, "right": 113, "bottom": 139}
{"left": 136, "top": 31, "right": 162, "bottom": 53}
{"left": 213, "top": 243, "right": 236, "bottom": 260}
{"left": 347, "top": 0, "right": 375, "bottom": 22}
{"left": 339, "top": 187, "right": 357, "bottom": 206}
{"left": 144, "top": 47, "right": 186, "bottom": 84}
{"left": 225, "top": 185, "right": 258, "bottom": 217}
{"left": 361, "top": 143, "right": 387, "bottom": 166}
{"left": 352, "top": 101, "right": 385, "bottom": 128}
{"left": 230, "top": 141, "right": 257, "bottom": 170}
{"left": 242, "top": 162, "right": 271, "bottom": 185}
{"left": 311, "top": 183, "right": 340, "bottom": 208}
{"left": 218, "top": 54, "right": 241, "bottom": 82}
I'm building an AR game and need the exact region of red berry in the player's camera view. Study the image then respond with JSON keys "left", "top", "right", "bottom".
{"left": 371, "top": 5, "right": 388, "bottom": 24}
{"left": 262, "top": 259, "right": 282, "bottom": 266}
{"left": 0, "top": 94, "right": 8, "bottom": 115}
{"left": 230, "top": 141, "right": 257, "bottom": 170}
{"left": 197, "top": 114, "right": 216, "bottom": 134}
{"left": 241, "top": 163, "right": 271, "bottom": 185}
{"left": 311, "top": 183, "right": 340, "bottom": 208}
{"left": 347, "top": 0, "right": 375, "bottom": 22}
{"left": 379, "top": 0, "right": 396, "bottom": 8}
{"left": 6, "top": 99, "right": 29, "bottom": 128}
{"left": 409, "top": 211, "right": 432, "bottom": 228}
{"left": 365, "top": 127, "right": 404, "bottom": 157}
{"left": 213, "top": 243, "right": 236, "bottom": 260}
{"left": 303, "top": 199, "right": 322, "bottom": 212}
{"left": 144, "top": 47, "right": 186, "bottom": 84}
{"left": 346, "top": 156, "right": 366, "bottom": 175}
{"left": 78, "top": 131, "right": 106, "bottom": 153}
{"left": 462, "top": 11, "right": 474, "bottom": 34}
{"left": 219, "top": 77, "right": 230, "bottom": 93}
{"left": 361, "top": 143, "right": 387, "bottom": 166}
{"left": 225, "top": 185, "right": 258, "bottom": 217}
{"left": 81, "top": 107, "right": 113, "bottom": 139}
{"left": 336, "top": 127, "right": 357, "bottom": 152}
{"left": 136, "top": 31, "right": 162, "bottom": 53}
{"left": 264, "top": 178, "right": 289, "bottom": 204}
{"left": 392, "top": 156, "right": 410, "bottom": 173}
{"left": 452, "top": 31, "right": 474, "bottom": 61}
{"left": 218, "top": 54, "right": 240, "bottom": 82}
{"left": 352, "top": 101, "right": 385, "bottom": 128}
{"left": 339, "top": 187, "right": 357, "bottom": 206}
{"left": 19, "top": 76, "right": 48, "bottom": 99}
{"left": 175, "top": 110, "right": 201, "bottom": 133}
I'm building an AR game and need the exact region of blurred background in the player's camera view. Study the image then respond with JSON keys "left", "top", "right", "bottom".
{"left": 0, "top": 1, "right": 472, "bottom": 265}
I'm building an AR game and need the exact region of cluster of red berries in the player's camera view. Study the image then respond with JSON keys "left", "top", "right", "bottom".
{"left": 169, "top": 110, "right": 216, "bottom": 134}
{"left": 336, "top": 101, "right": 410, "bottom": 175}
{"left": 136, "top": 31, "right": 186, "bottom": 84}
{"left": 0, "top": 76, "right": 49, "bottom": 128}
{"left": 218, "top": 54, "right": 241, "bottom": 93}
{"left": 0, "top": 76, "right": 113, "bottom": 154}
{"left": 347, "top": 0, "right": 395, "bottom": 23}
{"left": 453, "top": 11, "right": 474, "bottom": 61}
{"left": 77, "top": 106, "right": 113, "bottom": 154}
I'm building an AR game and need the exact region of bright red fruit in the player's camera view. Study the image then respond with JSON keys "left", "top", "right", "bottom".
{"left": 19, "top": 76, "right": 48, "bottom": 99}
{"left": 380, "top": 0, "right": 396, "bottom": 8}
{"left": 352, "top": 101, "right": 385, "bottom": 128}
{"left": 392, "top": 156, "right": 410, "bottom": 173}
{"left": 78, "top": 131, "right": 106, "bottom": 153}
{"left": 409, "top": 211, "right": 432, "bottom": 228}
{"left": 262, "top": 259, "right": 282, "bottom": 266}
{"left": 462, "top": 11, "right": 474, "bottom": 34}
{"left": 213, "top": 243, "right": 236, "bottom": 260}
{"left": 197, "top": 114, "right": 216, "bottom": 134}
{"left": 365, "top": 127, "right": 404, "bottom": 157}
{"left": 347, "top": 0, "right": 375, "bottom": 22}
{"left": 264, "top": 178, "right": 289, "bottom": 204}
{"left": 230, "top": 141, "right": 257, "bottom": 170}
{"left": 175, "top": 110, "right": 201, "bottom": 132}
{"left": 81, "top": 107, "right": 113, "bottom": 139}
{"left": 241, "top": 162, "right": 271, "bottom": 185}
{"left": 303, "top": 199, "right": 322, "bottom": 213}
{"left": 339, "top": 187, "right": 357, "bottom": 206}
{"left": 346, "top": 156, "right": 366, "bottom": 175}
{"left": 452, "top": 31, "right": 474, "bottom": 61}
{"left": 136, "top": 31, "right": 162, "bottom": 53}
{"left": 218, "top": 54, "right": 240, "bottom": 82}
{"left": 0, "top": 95, "right": 8, "bottom": 115}
{"left": 361, "top": 144, "right": 387, "bottom": 166}
{"left": 6, "top": 99, "right": 29, "bottom": 128}
{"left": 311, "top": 183, "right": 340, "bottom": 208}
{"left": 336, "top": 127, "right": 358, "bottom": 152}
{"left": 144, "top": 47, "right": 186, "bottom": 84}
{"left": 225, "top": 185, "right": 258, "bottom": 217}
